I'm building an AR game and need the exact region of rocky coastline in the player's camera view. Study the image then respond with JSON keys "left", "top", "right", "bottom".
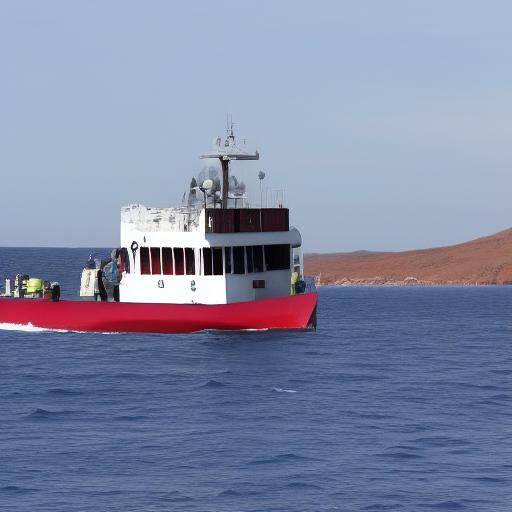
{"left": 314, "top": 277, "right": 508, "bottom": 287}
{"left": 305, "top": 228, "right": 512, "bottom": 287}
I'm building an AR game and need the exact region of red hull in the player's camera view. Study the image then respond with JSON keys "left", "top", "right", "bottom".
{"left": 0, "top": 293, "right": 317, "bottom": 334}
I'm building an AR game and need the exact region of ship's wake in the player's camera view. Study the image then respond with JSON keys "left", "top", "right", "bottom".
{"left": 0, "top": 322, "right": 69, "bottom": 333}
{"left": 0, "top": 322, "right": 117, "bottom": 335}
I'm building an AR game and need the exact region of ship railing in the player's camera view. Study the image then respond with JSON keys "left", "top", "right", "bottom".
{"left": 121, "top": 205, "right": 202, "bottom": 232}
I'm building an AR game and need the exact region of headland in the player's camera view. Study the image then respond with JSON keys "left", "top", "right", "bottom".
{"left": 305, "top": 228, "right": 512, "bottom": 286}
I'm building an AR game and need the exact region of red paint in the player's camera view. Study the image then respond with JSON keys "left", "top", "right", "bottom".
{"left": 0, "top": 293, "right": 318, "bottom": 334}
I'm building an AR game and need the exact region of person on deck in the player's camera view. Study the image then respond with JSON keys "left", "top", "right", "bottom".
{"left": 99, "top": 249, "right": 121, "bottom": 302}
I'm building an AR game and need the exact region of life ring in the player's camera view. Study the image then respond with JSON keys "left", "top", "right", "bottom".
{"left": 130, "top": 241, "right": 139, "bottom": 255}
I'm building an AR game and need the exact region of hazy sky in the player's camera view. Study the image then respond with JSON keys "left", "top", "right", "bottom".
{"left": 1, "top": 1, "right": 512, "bottom": 252}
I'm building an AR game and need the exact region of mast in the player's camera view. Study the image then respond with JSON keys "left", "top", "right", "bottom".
{"left": 200, "top": 120, "right": 259, "bottom": 208}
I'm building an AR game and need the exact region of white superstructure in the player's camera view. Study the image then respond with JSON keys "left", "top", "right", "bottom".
{"left": 118, "top": 126, "right": 304, "bottom": 305}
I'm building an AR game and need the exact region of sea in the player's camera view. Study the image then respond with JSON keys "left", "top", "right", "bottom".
{"left": 0, "top": 248, "right": 511, "bottom": 512}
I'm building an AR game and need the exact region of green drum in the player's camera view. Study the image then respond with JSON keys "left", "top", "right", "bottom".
{"left": 26, "top": 278, "right": 44, "bottom": 295}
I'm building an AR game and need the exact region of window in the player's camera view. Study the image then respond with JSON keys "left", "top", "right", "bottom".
{"left": 120, "top": 247, "right": 130, "bottom": 274}
{"left": 264, "top": 244, "right": 290, "bottom": 271}
{"left": 233, "top": 246, "right": 245, "bottom": 274}
{"left": 185, "top": 248, "right": 195, "bottom": 275}
{"left": 203, "top": 247, "right": 213, "bottom": 275}
{"left": 174, "top": 248, "right": 184, "bottom": 275}
{"left": 212, "top": 247, "right": 223, "bottom": 275}
{"left": 162, "top": 247, "right": 173, "bottom": 275}
{"left": 246, "top": 246, "right": 263, "bottom": 273}
{"left": 150, "top": 247, "right": 161, "bottom": 275}
{"left": 253, "top": 245, "right": 264, "bottom": 273}
{"left": 246, "top": 246, "right": 254, "bottom": 273}
{"left": 140, "top": 247, "right": 150, "bottom": 275}
{"left": 224, "top": 247, "right": 232, "bottom": 274}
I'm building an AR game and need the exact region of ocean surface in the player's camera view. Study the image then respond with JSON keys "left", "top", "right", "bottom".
{"left": 1, "top": 248, "right": 511, "bottom": 511}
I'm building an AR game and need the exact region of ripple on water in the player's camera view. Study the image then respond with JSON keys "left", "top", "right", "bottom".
{"left": 356, "top": 412, "right": 397, "bottom": 420}
{"left": 334, "top": 373, "right": 388, "bottom": 383}
{"left": 421, "top": 501, "right": 467, "bottom": 510}
{"left": 199, "top": 379, "right": 226, "bottom": 388}
{"left": 159, "top": 491, "right": 194, "bottom": 502}
{"left": 25, "top": 408, "right": 80, "bottom": 420}
{"left": 46, "top": 387, "right": 83, "bottom": 396}
{"left": 217, "top": 489, "right": 242, "bottom": 497}
{"left": 283, "top": 481, "right": 323, "bottom": 490}
{"left": 376, "top": 452, "right": 424, "bottom": 460}
{"left": 249, "top": 453, "right": 314, "bottom": 465}
{"left": 490, "top": 369, "right": 512, "bottom": 375}
{"left": 414, "top": 436, "right": 472, "bottom": 448}
{"left": 469, "top": 476, "right": 508, "bottom": 484}
{"left": 0, "top": 486, "right": 39, "bottom": 495}
{"left": 113, "top": 415, "right": 149, "bottom": 422}
{"left": 364, "top": 505, "right": 405, "bottom": 511}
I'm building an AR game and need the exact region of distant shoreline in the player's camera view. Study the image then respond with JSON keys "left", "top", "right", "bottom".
{"left": 316, "top": 282, "right": 511, "bottom": 288}
{"left": 305, "top": 227, "right": 512, "bottom": 288}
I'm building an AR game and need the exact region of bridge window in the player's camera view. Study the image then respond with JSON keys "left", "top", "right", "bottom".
{"left": 203, "top": 248, "right": 213, "bottom": 275}
{"left": 185, "top": 248, "right": 195, "bottom": 275}
{"left": 162, "top": 247, "right": 173, "bottom": 275}
{"left": 246, "top": 245, "right": 264, "bottom": 273}
{"left": 253, "top": 245, "right": 264, "bottom": 273}
{"left": 265, "top": 244, "right": 290, "bottom": 271}
{"left": 202, "top": 247, "right": 223, "bottom": 276}
{"left": 224, "top": 247, "right": 232, "bottom": 274}
{"left": 150, "top": 247, "right": 161, "bottom": 275}
{"left": 246, "top": 246, "right": 253, "bottom": 273}
{"left": 233, "top": 246, "right": 245, "bottom": 274}
{"left": 140, "top": 247, "right": 150, "bottom": 275}
{"left": 212, "top": 247, "right": 223, "bottom": 275}
{"left": 174, "top": 248, "right": 184, "bottom": 275}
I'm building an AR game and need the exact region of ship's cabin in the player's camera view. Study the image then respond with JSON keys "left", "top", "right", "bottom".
{"left": 116, "top": 125, "right": 307, "bottom": 305}
{"left": 119, "top": 206, "right": 303, "bottom": 304}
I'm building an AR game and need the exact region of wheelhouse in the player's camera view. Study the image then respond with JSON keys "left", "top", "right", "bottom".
{"left": 118, "top": 125, "right": 305, "bottom": 305}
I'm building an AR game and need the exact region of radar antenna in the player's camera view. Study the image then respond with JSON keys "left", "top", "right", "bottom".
{"left": 200, "top": 120, "right": 259, "bottom": 208}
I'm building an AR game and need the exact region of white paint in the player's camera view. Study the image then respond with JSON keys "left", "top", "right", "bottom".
{"left": 119, "top": 274, "right": 226, "bottom": 305}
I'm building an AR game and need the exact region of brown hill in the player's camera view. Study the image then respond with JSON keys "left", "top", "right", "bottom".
{"left": 304, "top": 228, "right": 512, "bottom": 286}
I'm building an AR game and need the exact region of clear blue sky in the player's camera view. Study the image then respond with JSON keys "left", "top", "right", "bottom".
{"left": 1, "top": 1, "right": 511, "bottom": 252}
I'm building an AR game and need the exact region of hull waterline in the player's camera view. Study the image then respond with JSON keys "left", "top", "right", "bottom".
{"left": 0, "top": 293, "right": 318, "bottom": 334}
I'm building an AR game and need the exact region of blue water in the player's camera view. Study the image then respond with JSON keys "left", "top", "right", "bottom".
{"left": 1, "top": 248, "right": 511, "bottom": 511}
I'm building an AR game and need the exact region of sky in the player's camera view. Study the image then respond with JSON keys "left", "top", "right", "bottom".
{"left": 1, "top": 1, "right": 512, "bottom": 252}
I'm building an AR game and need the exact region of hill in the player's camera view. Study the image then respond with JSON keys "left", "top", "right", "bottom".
{"left": 304, "top": 228, "right": 512, "bottom": 286}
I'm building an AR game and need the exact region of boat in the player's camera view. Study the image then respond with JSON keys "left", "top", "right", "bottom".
{"left": 0, "top": 123, "right": 318, "bottom": 334}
